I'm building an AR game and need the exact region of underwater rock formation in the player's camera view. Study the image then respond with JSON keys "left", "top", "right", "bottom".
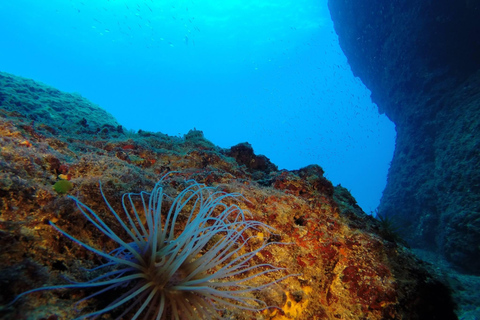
{"left": 0, "top": 72, "right": 457, "bottom": 319}
{"left": 328, "top": 0, "right": 480, "bottom": 275}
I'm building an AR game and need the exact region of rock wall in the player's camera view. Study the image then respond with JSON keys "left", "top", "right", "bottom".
{"left": 327, "top": 0, "right": 480, "bottom": 274}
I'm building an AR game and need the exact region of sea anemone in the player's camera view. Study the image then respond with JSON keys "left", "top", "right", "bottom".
{"left": 9, "top": 174, "right": 291, "bottom": 319}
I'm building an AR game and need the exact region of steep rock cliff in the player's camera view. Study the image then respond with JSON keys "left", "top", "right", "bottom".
{"left": 328, "top": 0, "right": 480, "bottom": 274}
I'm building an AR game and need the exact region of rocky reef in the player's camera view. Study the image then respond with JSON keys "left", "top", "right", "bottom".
{"left": 0, "top": 71, "right": 457, "bottom": 319}
{"left": 328, "top": 0, "right": 480, "bottom": 275}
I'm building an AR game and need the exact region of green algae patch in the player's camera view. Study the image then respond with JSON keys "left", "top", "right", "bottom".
{"left": 53, "top": 180, "right": 73, "bottom": 194}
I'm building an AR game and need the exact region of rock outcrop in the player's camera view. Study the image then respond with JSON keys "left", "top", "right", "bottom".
{"left": 328, "top": 0, "right": 480, "bottom": 275}
{"left": 0, "top": 71, "right": 457, "bottom": 319}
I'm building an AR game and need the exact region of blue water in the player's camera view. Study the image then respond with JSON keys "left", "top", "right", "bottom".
{"left": 0, "top": 0, "right": 395, "bottom": 213}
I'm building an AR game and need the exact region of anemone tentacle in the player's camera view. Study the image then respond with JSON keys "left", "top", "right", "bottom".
{"left": 9, "top": 173, "right": 294, "bottom": 319}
